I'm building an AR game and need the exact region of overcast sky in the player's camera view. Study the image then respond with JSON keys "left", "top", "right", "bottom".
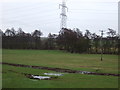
{"left": 0, "top": 0, "right": 119, "bottom": 37}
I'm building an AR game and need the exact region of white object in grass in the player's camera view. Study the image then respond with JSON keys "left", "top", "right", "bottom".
{"left": 31, "top": 75, "right": 50, "bottom": 80}
{"left": 44, "top": 73, "right": 63, "bottom": 76}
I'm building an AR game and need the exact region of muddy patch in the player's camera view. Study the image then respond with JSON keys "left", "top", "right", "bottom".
{"left": 1, "top": 62, "right": 120, "bottom": 77}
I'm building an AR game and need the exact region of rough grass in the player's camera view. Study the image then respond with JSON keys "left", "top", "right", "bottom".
{"left": 2, "top": 49, "right": 118, "bottom": 74}
{"left": 2, "top": 49, "right": 119, "bottom": 88}
{"left": 2, "top": 65, "right": 118, "bottom": 88}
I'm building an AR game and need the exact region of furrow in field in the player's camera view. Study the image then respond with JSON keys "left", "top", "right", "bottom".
{"left": 1, "top": 62, "right": 120, "bottom": 77}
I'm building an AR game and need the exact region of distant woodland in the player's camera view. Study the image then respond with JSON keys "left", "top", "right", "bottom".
{"left": 0, "top": 27, "right": 119, "bottom": 54}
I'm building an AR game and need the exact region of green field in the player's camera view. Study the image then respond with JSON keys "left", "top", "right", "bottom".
{"left": 2, "top": 49, "right": 119, "bottom": 88}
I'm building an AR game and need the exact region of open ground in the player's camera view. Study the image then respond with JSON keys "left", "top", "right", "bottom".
{"left": 2, "top": 49, "right": 119, "bottom": 88}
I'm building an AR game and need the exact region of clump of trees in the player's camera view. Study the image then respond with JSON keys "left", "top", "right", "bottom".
{"left": 1, "top": 28, "right": 42, "bottom": 49}
{"left": 57, "top": 28, "right": 90, "bottom": 53}
{"left": 0, "top": 27, "right": 119, "bottom": 54}
{"left": 57, "top": 28, "right": 119, "bottom": 54}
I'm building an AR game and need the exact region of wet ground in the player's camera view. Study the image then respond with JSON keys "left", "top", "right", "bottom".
{"left": 44, "top": 73, "right": 63, "bottom": 76}
{"left": 1, "top": 62, "right": 120, "bottom": 77}
{"left": 8, "top": 70, "right": 59, "bottom": 80}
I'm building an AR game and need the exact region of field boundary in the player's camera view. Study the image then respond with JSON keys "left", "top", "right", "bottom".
{"left": 1, "top": 62, "right": 120, "bottom": 77}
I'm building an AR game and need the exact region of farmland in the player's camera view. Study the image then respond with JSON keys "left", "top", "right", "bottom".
{"left": 2, "top": 49, "right": 119, "bottom": 88}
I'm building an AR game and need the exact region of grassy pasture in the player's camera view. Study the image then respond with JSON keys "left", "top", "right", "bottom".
{"left": 2, "top": 65, "right": 118, "bottom": 88}
{"left": 2, "top": 49, "right": 119, "bottom": 88}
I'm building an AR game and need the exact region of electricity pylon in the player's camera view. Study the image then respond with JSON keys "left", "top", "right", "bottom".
{"left": 59, "top": 0, "right": 68, "bottom": 29}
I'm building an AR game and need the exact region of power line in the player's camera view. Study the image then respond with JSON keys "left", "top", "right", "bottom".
{"left": 2, "top": 3, "right": 56, "bottom": 12}
{"left": 68, "top": 11, "right": 117, "bottom": 14}
{"left": 1, "top": 19, "right": 59, "bottom": 27}
{"left": 69, "top": 1, "right": 117, "bottom": 3}
{"left": 2, "top": 10, "right": 58, "bottom": 19}
{"left": 70, "top": 9, "right": 117, "bottom": 11}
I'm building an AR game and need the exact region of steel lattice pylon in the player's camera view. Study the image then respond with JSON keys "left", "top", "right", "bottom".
{"left": 59, "top": 0, "right": 68, "bottom": 29}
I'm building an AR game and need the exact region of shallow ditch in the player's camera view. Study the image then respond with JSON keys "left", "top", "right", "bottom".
{"left": 1, "top": 62, "right": 120, "bottom": 77}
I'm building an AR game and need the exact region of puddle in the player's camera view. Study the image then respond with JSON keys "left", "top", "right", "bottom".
{"left": 26, "top": 74, "right": 51, "bottom": 80}
{"left": 79, "top": 71, "right": 91, "bottom": 74}
{"left": 25, "top": 74, "right": 59, "bottom": 80}
{"left": 44, "top": 73, "right": 63, "bottom": 76}
{"left": 8, "top": 70, "right": 58, "bottom": 80}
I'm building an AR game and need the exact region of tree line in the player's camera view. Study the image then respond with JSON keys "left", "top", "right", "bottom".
{"left": 0, "top": 27, "right": 119, "bottom": 54}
